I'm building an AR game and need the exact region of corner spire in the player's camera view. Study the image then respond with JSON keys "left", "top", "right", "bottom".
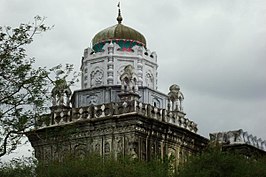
{"left": 117, "top": 2, "right": 123, "bottom": 24}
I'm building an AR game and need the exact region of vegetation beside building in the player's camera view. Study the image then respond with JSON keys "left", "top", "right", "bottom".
{"left": 1, "top": 147, "right": 266, "bottom": 177}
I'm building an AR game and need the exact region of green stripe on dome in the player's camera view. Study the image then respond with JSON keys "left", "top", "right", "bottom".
{"left": 92, "top": 40, "right": 143, "bottom": 52}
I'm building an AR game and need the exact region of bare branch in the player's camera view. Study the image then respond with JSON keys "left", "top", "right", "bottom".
{"left": 0, "top": 130, "right": 25, "bottom": 157}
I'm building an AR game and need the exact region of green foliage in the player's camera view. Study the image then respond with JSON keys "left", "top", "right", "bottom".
{"left": 0, "top": 16, "right": 80, "bottom": 157}
{"left": 1, "top": 151, "right": 266, "bottom": 177}
{"left": 36, "top": 154, "right": 171, "bottom": 177}
{"left": 178, "top": 146, "right": 266, "bottom": 177}
{"left": 0, "top": 16, "right": 52, "bottom": 157}
{"left": 0, "top": 157, "right": 36, "bottom": 177}
{"left": 0, "top": 154, "right": 173, "bottom": 177}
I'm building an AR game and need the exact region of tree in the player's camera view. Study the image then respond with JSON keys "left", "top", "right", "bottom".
{"left": 0, "top": 154, "right": 172, "bottom": 177}
{"left": 0, "top": 16, "right": 51, "bottom": 157}
{"left": 0, "top": 156, "right": 36, "bottom": 177}
{"left": 177, "top": 146, "right": 266, "bottom": 177}
{"left": 35, "top": 154, "right": 171, "bottom": 177}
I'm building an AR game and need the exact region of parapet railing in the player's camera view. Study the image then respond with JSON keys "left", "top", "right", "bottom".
{"left": 210, "top": 129, "right": 266, "bottom": 151}
{"left": 37, "top": 100, "right": 198, "bottom": 133}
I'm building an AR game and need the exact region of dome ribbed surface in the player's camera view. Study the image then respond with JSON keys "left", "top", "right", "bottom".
{"left": 92, "top": 23, "right": 146, "bottom": 47}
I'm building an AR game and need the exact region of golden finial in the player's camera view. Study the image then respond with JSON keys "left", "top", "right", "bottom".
{"left": 117, "top": 2, "right": 123, "bottom": 24}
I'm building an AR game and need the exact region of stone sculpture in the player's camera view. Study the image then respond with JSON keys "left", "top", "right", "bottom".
{"left": 120, "top": 65, "right": 138, "bottom": 93}
{"left": 168, "top": 84, "right": 184, "bottom": 112}
{"left": 51, "top": 78, "right": 72, "bottom": 107}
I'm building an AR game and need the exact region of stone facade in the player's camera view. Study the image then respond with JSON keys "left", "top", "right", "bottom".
{"left": 81, "top": 43, "right": 158, "bottom": 90}
{"left": 27, "top": 99, "right": 207, "bottom": 164}
{"left": 28, "top": 61, "right": 206, "bottom": 165}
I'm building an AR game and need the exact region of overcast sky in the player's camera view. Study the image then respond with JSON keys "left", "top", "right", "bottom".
{"left": 1, "top": 0, "right": 266, "bottom": 160}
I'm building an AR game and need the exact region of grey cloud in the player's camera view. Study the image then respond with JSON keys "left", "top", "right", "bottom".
{"left": 1, "top": 0, "right": 265, "bottom": 143}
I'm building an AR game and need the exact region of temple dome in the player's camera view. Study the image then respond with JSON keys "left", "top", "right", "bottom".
{"left": 92, "top": 9, "right": 146, "bottom": 52}
{"left": 92, "top": 23, "right": 146, "bottom": 47}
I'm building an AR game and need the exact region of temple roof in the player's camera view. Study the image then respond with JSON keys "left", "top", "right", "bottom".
{"left": 92, "top": 7, "right": 146, "bottom": 48}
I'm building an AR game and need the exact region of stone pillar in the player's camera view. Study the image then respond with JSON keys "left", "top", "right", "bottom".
{"left": 107, "top": 42, "right": 114, "bottom": 85}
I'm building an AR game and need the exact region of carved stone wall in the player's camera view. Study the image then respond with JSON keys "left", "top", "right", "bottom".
{"left": 27, "top": 100, "right": 206, "bottom": 167}
{"left": 80, "top": 43, "right": 158, "bottom": 90}
{"left": 73, "top": 85, "right": 169, "bottom": 109}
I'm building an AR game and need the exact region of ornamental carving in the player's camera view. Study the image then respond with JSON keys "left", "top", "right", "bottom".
{"left": 117, "top": 65, "right": 125, "bottom": 84}
{"left": 74, "top": 144, "right": 87, "bottom": 158}
{"left": 145, "top": 72, "right": 154, "bottom": 88}
{"left": 117, "top": 139, "right": 123, "bottom": 153}
{"left": 152, "top": 97, "right": 160, "bottom": 108}
{"left": 86, "top": 95, "right": 98, "bottom": 105}
{"left": 120, "top": 65, "right": 138, "bottom": 93}
{"left": 95, "top": 143, "right": 101, "bottom": 154}
{"left": 104, "top": 142, "right": 110, "bottom": 153}
{"left": 90, "top": 68, "right": 104, "bottom": 87}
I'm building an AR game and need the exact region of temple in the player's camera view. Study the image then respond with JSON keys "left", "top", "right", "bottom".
{"left": 26, "top": 6, "right": 266, "bottom": 167}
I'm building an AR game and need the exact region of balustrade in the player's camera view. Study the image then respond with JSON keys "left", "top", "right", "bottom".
{"left": 37, "top": 100, "right": 198, "bottom": 133}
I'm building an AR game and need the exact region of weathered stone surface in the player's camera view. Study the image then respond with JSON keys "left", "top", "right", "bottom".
{"left": 27, "top": 99, "right": 207, "bottom": 164}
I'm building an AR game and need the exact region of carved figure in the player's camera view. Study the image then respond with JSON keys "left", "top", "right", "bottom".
{"left": 104, "top": 142, "right": 110, "bottom": 153}
{"left": 51, "top": 79, "right": 72, "bottom": 106}
{"left": 95, "top": 143, "right": 100, "bottom": 153}
{"left": 168, "top": 84, "right": 184, "bottom": 111}
{"left": 117, "top": 139, "right": 123, "bottom": 152}
{"left": 145, "top": 72, "right": 154, "bottom": 88}
{"left": 120, "top": 65, "right": 138, "bottom": 93}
